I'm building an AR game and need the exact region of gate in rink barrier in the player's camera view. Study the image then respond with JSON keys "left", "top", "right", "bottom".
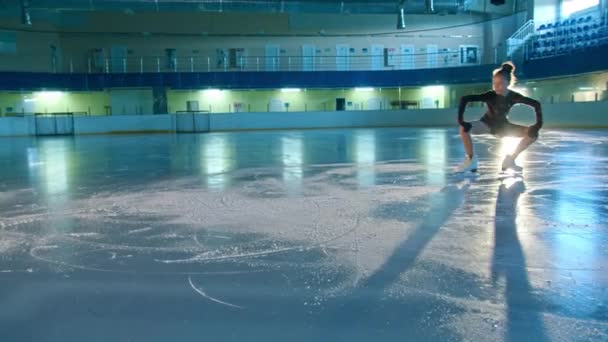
{"left": 173, "top": 112, "right": 211, "bottom": 133}
{"left": 34, "top": 113, "right": 79, "bottom": 136}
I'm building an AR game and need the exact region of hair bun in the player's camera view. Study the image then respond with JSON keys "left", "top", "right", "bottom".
{"left": 501, "top": 61, "right": 515, "bottom": 73}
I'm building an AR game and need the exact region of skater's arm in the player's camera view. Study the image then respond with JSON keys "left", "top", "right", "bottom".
{"left": 514, "top": 94, "right": 543, "bottom": 127}
{"left": 513, "top": 94, "right": 543, "bottom": 137}
{"left": 458, "top": 92, "right": 491, "bottom": 126}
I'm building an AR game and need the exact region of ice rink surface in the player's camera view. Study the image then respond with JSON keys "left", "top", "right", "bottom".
{"left": 0, "top": 127, "right": 607, "bottom": 341}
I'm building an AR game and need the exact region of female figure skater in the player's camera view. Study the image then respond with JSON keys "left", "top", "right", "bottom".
{"left": 455, "top": 61, "right": 543, "bottom": 173}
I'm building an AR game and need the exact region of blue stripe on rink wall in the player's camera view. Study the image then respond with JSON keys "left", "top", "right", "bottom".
{"left": 0, "top": 67, "right": 494, "bottom": 91}
{"left": 1, "top": 101, "right": 608, "bottom": 137}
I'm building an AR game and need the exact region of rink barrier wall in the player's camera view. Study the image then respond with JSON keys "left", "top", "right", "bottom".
{"left": 1, "top": 101, "right": 608, "bottom": 137}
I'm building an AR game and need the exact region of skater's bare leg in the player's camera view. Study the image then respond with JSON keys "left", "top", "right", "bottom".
{"left": 502, "top": 128, "right": 538, "bottom": 171}
{"left": 456, "top": 126, "right": 478, "bottom": 172}
{"left": 511, "top": 130, "right": 537, "bottom": 160}
{"left": 460, "top": 126, "right": 474, "bottom": 157}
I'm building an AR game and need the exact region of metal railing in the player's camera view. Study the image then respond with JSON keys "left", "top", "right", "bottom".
{"left": 0, "top": 49, "right": 486, "bottom": 74}
{"left": 83, "top": 50, "right": 483, "bottom": 74}
{"left": 507, "top": 20, "right": 535, "bottom": 58}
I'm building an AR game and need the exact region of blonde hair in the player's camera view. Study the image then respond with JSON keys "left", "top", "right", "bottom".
{"left": 493, "top": 61, "right": 517, "bottom": 87}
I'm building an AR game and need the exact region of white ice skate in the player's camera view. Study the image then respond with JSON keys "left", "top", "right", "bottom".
{"left": 501, "top": 155, "right": 523, "bottom": 173}
{"left": 454, "top": 155, "right": 478, "bottom": 173}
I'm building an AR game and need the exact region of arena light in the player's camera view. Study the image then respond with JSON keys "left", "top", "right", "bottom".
{"left": 20, "top": 0, "right": 31, "bottom": 26}
{"left": 421, "top": 85, "right": 445, "bottom": 94}
{"left": 281, "top": 88, "right": 301, "bottom": 93}
{"left": 397, "top": 1, "right": 406, "bottom": 30}
{"left": 36, "top": 91, "right": 64, "bottom": 103}
{"left": 201, "top": 89, "right": 223, "bottom": 96}
{"left": 426, "top": 0, "right": 435, "bottom": 13}
{"left": 355, "top": 87, "right": 375, "bottom": 92}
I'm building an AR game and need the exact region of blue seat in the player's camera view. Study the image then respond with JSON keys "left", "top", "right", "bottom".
{"left": 538, "top": 24, "right": 546, "bottom": 31}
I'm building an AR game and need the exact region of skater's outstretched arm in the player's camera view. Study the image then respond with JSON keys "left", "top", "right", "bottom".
{"left": 513, "top": 94, "right": 543, "bottom": 137}
{"left": 457, "top": 91, "right": 492, "bottom": 129}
